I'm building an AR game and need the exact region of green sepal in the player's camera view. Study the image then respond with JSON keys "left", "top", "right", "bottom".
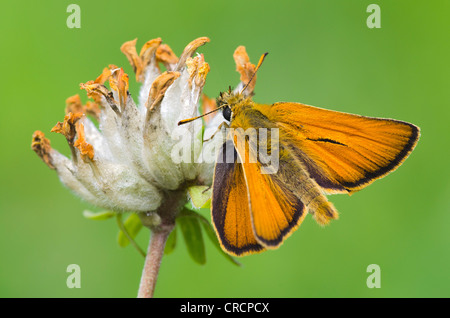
{"left": 187, "top": 185, "right": 212, "bottom": 209}
{"left": 82, "top": 210, "right": 115, "bottom": 220}
{"left": 117, "top": 213, "right": 143, "bottom": 248}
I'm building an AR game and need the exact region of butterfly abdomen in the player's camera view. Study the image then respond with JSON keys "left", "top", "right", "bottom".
{"left": 309, "top": 198, "right": 339, "bottom": 226}
{"left": 288, "top": 166, "right": 339, "bottom": 226}
{"left": 276, "top": 144, "right": 339, "bottom": 226}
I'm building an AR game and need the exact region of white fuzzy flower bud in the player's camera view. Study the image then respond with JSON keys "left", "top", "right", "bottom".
{"left": 32, "top": 37, "right": 223, "bottom": 215}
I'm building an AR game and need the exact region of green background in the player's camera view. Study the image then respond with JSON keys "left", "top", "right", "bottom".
{"left": 1, "top": 0, "right": 449, "bottom": 298}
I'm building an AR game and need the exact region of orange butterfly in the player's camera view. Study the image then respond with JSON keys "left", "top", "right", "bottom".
{"left": 181, "top": 51, "right": 420, "bottom": 257}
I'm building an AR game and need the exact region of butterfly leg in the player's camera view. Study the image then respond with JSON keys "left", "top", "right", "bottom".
{"left": 203, "top": 121, "right": 230, "bottom": 143}
{"left": 201, "top": 185, "right": 211, "bottom": 194}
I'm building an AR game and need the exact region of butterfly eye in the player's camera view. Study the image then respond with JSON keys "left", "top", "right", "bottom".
{"left": 222, "top": 106, "right": 232, "bottom": 121}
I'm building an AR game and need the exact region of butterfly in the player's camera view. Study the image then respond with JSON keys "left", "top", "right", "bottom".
{"left": 180, "top": 52, "right": 420, "bottom": 257}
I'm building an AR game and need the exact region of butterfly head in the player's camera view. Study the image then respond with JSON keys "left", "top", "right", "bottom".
{"left": 216, "top": 88, "right": 246, "bottom": 122}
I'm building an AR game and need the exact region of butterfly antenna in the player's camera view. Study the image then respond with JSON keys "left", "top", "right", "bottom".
{"left": 178, "top": 104, "right": 228, "bottom": 126}
{"left": 239, "top": 52, "right": 268, "bottom": 95}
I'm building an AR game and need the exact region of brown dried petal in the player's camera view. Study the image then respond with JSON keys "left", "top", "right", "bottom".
{"left": 80, "top": 81, "right": 103, "bottom": 103}
{"left": 51, "top": 112, "right": 83, "bottom": 144}
{"left": 201, "top": 94, "right": 217, "bottom": 124}
{"left": 120, "top": 39, "right": 141, "bottom": 75}
{"left": 95, "top": 68, "right": 112, "bottom": 85}
{"left": 31, "top": 131, "right": 55, "bottom": 170}
{"left": 73, "top": 122, "right": 95, "bottom": 162}
{"left": 186, "top": 54, "right": 210, "bottom": 88}
{"left": 186, "top": 57, "right": 198, "bottom": 84}
{"left": 84, "top": 101, "right": 101, "bottom": 120}
{"left": 233, "top": 46, "right": 257, "bottom": 94}
{"left": 80, "top": 81, "right": 118, "bottom": 112}
{"left": 121, "top": 38, "right": 162, "bottom": 82}
{"left": 109, "top": 68, "right": 129, "bottom": 108}
{"left": 139, "top": 38, "right": 162, "bottom": 67}
{"left": 176, "top": 37, "right": 210, "bottom": 71}
{"left": 65, "top": 95, "right": 84, "bottom": 114}
{"left": 196, "top": 61, "right": 210, "bottom": 87}
{"left": 156, "top": 44, "right": 179, "bottom": 70}
{"left": 147, "top": 71, "right": 181, "bottom": 111}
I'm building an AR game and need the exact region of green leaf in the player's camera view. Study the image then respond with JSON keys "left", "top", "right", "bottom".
{"left": 164, "top": 225, "right": 177, "bottom": 255}
{"left": 180, "top": 208, "right": 241, "bottom": 266}
{"left": 201, "top": 198, "right": 211, "bottom": 209}
{"left": 117, "top": 213, "right": 143, "bottom": 248}
{"left": 187, "top": 186, "right": 212, "bottom": 209}
{"left": 82, "top": 210, "right": 115, "bottom": 220}
{"left": 178, "top": 214, "right": 206, "bottom": 265}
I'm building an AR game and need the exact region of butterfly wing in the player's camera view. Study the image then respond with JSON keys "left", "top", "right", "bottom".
{"left": 237, "top": 142, "right": 309, "bottom": 247}
{"left": 211, "top": 139, "right": 265, "bottom": 256}
{"left": 219, "top": 118, "right": 310, "bottom": 250}
{"left": 211, "top": 135, "right": 310, "bottom": 254}
{"left": 268, "top": 102, "right": 420, "bottom": 193}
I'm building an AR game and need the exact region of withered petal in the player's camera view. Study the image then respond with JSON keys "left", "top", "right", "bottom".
{"left": 176, "top": 37, "right": 210, "bottom": 72}
{"left": 31, "top": 131, "right": 55, "bottom": 170}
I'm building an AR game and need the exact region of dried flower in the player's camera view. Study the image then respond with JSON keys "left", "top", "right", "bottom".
{"left": 32, "top": 37, "right": 224, "bottom": 214}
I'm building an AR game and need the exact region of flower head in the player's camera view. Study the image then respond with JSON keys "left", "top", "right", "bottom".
{"left": 32, "top": 37, "right": 223, "bottom": 214}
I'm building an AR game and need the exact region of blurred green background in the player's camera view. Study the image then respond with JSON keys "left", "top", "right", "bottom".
{"left": 1, "top": 0, "right": 449, "bottom": 298}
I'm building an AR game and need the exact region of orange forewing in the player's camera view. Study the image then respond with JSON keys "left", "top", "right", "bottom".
{"left": 263, "top": 102, "right": 420, "bottom": 193}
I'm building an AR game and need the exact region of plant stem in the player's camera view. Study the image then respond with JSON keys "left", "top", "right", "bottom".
{"left": 136, "top": 188, "right": 187, "bottom": 298}
{"left": 116, "top": 214, "right": 146, "bottom": 258}
{"left": 137, "top": 223, "right": 174, "bottom": 298}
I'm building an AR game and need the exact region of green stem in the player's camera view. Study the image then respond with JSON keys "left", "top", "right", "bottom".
{"left": 116, "top": 214, "right": 146, "bottom": 258}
